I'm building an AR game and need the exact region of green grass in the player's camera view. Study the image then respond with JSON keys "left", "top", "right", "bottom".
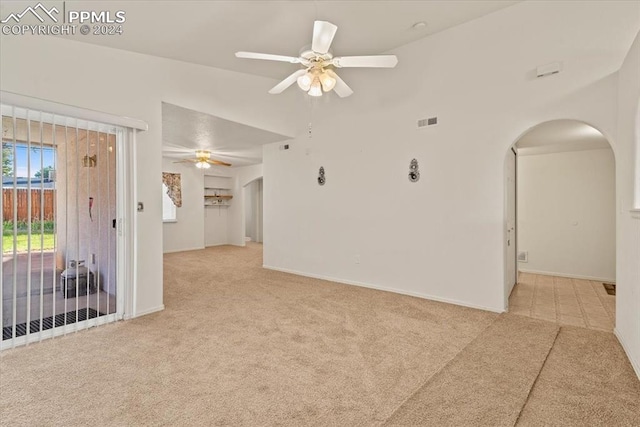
{"left": 2, "top": 232, "right": 55, "bottom": 253}
{"left": 3, "top": 220, "right": 55, "bottom": 233}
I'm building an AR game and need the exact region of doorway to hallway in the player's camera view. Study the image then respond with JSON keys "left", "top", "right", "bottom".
{"left": 244, "top": 178, "right": 263, "bottom": 244}
{"left": 505, "top": 120, "right": 616, "bottom": 328}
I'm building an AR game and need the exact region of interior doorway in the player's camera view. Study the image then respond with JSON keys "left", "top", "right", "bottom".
{"left": 505, "top": 120, "right": 616, "bottom": 331}
{"left": 505, "top": 147, "right": 517, "bottom": 306}
{"left": 244, "top": 178, "right": 263, "bottom": 243}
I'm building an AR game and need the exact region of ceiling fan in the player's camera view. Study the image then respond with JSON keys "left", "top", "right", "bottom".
{"left": 173, "top": 150, "right": 232, "bottom": 169}
{"left": 235, "top": 20, "right": 398, "bottom": 98}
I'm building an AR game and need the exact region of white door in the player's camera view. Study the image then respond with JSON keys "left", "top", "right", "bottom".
{"left": 506, "top": 148, "right": 517, "bottom": 300}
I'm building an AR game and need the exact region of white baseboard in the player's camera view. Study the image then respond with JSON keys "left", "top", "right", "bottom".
{"left": 262, "top": 265, "right": 504, "bottom": 314}
{"left": 205, "top": 243, "right": 228, "bottom": 247}
{"left": 614, "top": 328, "right": 640, "bottom": 380}
{"left": 518, "top": 269, "right": 615, "bottom": 283}
{"left": 134, "top": 304, "right": 165, "bottom": 318}
{"left": 163, "top": 246, "right": 205, "bottom": 254}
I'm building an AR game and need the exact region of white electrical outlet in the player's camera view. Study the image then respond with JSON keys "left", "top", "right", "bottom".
{"left": 355, "top": 255, "right": 360, "bottom": 264}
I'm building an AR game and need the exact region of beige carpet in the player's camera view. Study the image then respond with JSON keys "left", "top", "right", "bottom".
{"left": 516, "top": 326, "right": 640, "bottom": 426}
{"left": 0, "top": 244, "right": 638, "bottom": 426}
{"left": 384, "top": 315, "right": 559, "bottom": 426}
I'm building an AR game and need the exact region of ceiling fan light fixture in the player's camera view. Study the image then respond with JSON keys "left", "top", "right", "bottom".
{"left": 308, "top": 79, "right": 323, "bottom": 97}
{"left": 195, "top": 150, "right": 210, "bottom": 159}
{"left": 319, "top": 71, "right": 336, "bottom": 92}
{"left": 196, "top": 161, "right": 211, "bottom": 169}
{"left": 297, "top": 72, "right": 313, "bottom": 91}
{"left": 237, "top": 20, "right": 398, "bottom": 98}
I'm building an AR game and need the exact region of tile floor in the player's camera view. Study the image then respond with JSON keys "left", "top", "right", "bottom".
{"left": 508, "top": 272, "right": 615, "bottom": 331}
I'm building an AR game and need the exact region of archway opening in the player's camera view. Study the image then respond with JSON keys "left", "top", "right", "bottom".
{"left": 505, "top": 119, "right": 616, "bottom": 331}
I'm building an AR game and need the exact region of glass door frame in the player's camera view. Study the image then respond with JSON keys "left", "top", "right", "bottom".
{"left": 0, "top": 91, "right": 145, "bottom": 349}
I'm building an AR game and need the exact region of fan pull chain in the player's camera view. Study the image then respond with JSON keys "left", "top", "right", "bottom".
{"left": 308, "top": 95, "right": 314, "bottom": 138}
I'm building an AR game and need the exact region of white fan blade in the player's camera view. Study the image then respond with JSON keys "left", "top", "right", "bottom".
{"left": 268, "top": 69, "right": 307, "bottom": 94}
{"left": 312, "top": 21, "right": 338, "bottom": 54}
{"left": 333, "top": 55, "right": 398, "bottom": 68}
{"left": 328, "top": 71, "right": 353, "bottom": 98}
{"left": 235, "top": 51, "right": 300, "bottom": 64}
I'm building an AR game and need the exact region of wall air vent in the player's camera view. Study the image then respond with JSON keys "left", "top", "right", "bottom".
{"left": 418, "top": 117, "right": 438, "bottom": 128}
{"left": 517, "top": 251, "right": 528, "bottom": 263}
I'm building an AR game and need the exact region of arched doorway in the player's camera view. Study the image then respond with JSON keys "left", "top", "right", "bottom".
{"left": 505, "top": 119, "right": 616, "bottom": 331}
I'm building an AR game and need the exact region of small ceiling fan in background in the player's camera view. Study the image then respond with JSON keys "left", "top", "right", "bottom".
{"left": 173, "top": 150, "right": 232, "bottom": 169}
{"left": 235, "top": 20, "right": 398, "bottom": 98}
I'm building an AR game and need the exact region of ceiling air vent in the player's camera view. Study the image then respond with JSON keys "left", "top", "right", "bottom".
{"left": 418, "top": 117, "right": 438, "bottom": 128}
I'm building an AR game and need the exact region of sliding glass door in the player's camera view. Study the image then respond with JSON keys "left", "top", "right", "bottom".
{"left": 1, "top": 106, "right": 121, "bottom": 347}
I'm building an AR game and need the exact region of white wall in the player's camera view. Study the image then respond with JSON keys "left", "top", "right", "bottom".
{"left": 263, "top": 1, "right": 639, "bottom": 313}
{"left": 205, "top": 206, "right": 229, "bottom": 246}
{"left": 517, "top": 149, "right": 616, "bottom": 281}
{"left": 162, "top": 157, "right": 205, "bottom": 253}
{"left": 0, "top": 36, "right": 298, "bottom": 316}
{"left": 615, "top": 32, "right": 640, "bottom": 378}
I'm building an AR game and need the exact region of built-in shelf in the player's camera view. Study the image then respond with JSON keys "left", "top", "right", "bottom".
{"left": 204, "top": 195, "right": 232, "bottom": 206}
{"left": 204, "top": 177, "right": 233, "bottom": 207}
{"left": 204, "top": 195, "right": 233, "bottom": 200}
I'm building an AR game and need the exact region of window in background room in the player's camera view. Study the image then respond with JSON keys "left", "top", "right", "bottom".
{"left": 162, "top": 183, "right": 176, "bottom": 222}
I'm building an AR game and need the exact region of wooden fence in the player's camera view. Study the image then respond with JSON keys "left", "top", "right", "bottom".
{"left": 2, "top": 189, "right": 55, "bottom": 222}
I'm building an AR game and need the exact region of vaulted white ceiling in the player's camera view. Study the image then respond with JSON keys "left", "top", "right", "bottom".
{"left": 51, "top": 0, "right": 520, "bottom": 79}
{"left": 0, "top": 1, "right": 523, "bottom": 165}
